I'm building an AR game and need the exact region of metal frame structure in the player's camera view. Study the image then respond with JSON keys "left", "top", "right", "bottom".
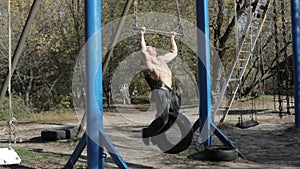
{"left": 0, "top": 0, "right": 40, "bottom": 104}
{"left": 290, "top": 0, "right": 300, "bottom": 129}
{"left": 84, "top": 0, "right": 104, "bottom": 167}
{"left": 1, "top": 0, "right": 298, "bottom": 168}
{"left": 0, "top": 0, "right": 40, "bottom": 166}
{"left": 196, "top": 0, "right": 212, "bottom": 147}
{"left": 66, "top": 0, "right": 129, "bottom": 168}
{"left": 195, "top": 0, "right": 245, "bottom": 158}
{"left": 3, "top": 0, "right": 298, "bottom": 168}
{"left": 132, "top": 0, "right": 184, "bottom": 37}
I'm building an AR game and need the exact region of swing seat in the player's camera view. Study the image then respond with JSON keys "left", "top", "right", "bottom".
{"left": 0, "top": 148, "right": 21, "bottom": 165}
{"left": 236, "top": 120, "right": 259, "bottom": 129}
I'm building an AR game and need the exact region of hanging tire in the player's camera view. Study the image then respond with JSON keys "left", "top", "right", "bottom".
{"left": 204, "top": 145, "right": 238, "bottom": 161}
{"left": 151, "top": 112, "right": 194, "bottom": 154}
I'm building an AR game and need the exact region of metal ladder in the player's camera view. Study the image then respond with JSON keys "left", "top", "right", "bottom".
{"left": 212, "top": 0, "right": 274, "bottom": 123}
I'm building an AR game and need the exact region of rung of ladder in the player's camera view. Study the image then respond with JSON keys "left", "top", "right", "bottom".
{"left": 229, "top": 78, "right": 240, "bottom": 82}
{"left": 212, "top": 108, "right": 227, "bottom": 112}
{"left": 216, "top": 0, "right": 274, "bottom": 123}
{"left": 218, "top": 106, "right": 230, "bottom": 110}
{"left": 214, "top": 109, "right": 226, "bottom": 112}
{"left": 227, "top": 92, "right": 236, "bottom": 96}
{"left": 214, "top": 78, "right": 224, "bottom": 82}
{"left": 212, "top": 93, "right": 220, "bottom": 96}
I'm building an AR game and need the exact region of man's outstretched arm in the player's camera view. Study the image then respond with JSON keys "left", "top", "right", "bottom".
{"left": 141, "top": 27, "right": 147, "bottom": 53}
{"left": 170, "top": 32, "right": 178, "bottom": 56}
{"left": 140, "top": 27, "right": 154, "bottom": 71}
{"left": 160, "top": 32, "right": 178, "bottom": 63}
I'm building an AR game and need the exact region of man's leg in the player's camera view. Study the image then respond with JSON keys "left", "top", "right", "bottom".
{"left": 142, "top": 89, "right": 170, "bottom": 142}
{"left": 155, "top": 91, "right": 180, "bottom": 135}
{"left": 170, "top": 91, "right": 180, "bottom": 113}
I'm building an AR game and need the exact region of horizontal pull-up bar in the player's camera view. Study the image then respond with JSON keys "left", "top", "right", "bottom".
{"left": 133, "top": 26, "right": 184, "bottom": 37}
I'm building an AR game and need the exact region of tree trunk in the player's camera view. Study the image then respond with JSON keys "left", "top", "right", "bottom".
{"left": 25, "top": 68, "right": 34, "bottom": 107}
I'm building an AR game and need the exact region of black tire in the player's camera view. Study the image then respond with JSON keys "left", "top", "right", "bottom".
{"left": 41, "top": 129, "right": 66, "bottom": 141}
{"left": 41, "top": 126, "right": 78, "bottom": 141}
{"left": 204, "top": 145, "right": 238, "bottom": 161}
{"left": 151, "top": 112, "right": 193, "bottom": 154}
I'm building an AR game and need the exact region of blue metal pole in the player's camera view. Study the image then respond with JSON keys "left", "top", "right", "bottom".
{"left": 291, "top": 0, "right": 300, "bottom": 129}
{"left": 66, "top": 133, "right": 87, "bottom": 168}
{"left": 85, "top": 0, "right": 104, "bottom": 168}
{"left": 196, "top": 0, "right": 212, "bottom": 146}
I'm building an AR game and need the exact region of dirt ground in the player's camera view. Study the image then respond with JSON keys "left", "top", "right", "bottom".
{"left": 0, "top": 96, "right": 300, "bottom": 169}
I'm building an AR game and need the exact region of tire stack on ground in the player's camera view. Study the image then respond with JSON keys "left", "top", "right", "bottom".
{"left": 41, "top": 126, "right": 78, "bottom": 141}
{"left": 204, "top": 145, "right": 238, "bottom": 161}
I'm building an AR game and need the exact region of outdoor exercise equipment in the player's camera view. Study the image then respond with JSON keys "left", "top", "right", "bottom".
{"left": 133, "top": 0, "right": 195, "bottom": 154}
{"left": 0, "top": 0, "right": 299, "bottom": 168}
{"left": 191, "top": 0, "right": 248, "bottom": 159}
{"left": 103, "top": 0, "right": 133, "bottom": 75}
{"left": 203, "top": 145, "right": 238, "bottom": 161}
{"left": 218, "top": 0, "right": 274, "bottom": 123}
{"left": 291, "top": 0, "right": 300, "bottom": 129}
{"left": 73, "top": 0, "right": 133, "bottom": 138}
{"left": 150, "top": 112, "right": 194, "bottom": 154}
{"left": 236, "top": 109, "right": 259, "bottom": 129}
{"left": 0, "top": 0, "right": 21, "bottom": 165}
{"left": 280, "top": 1, "right": 294, "bottom": 115}
{"left": 236, "top": 95, "right": 259, "bottom": 129}
{"left": 66, "top": 1, "right": 129, "bottom": 168}
{"left": 67, "top": 0, "right": 300, "bottom": 168}
{"left": 235, "top": 70, "right": 259, "bottom": 129}
{"left": 41, "top": 126, "right": 78, "bottom": 141}
{"left": 273, "top": 0, "right": 294, "bottom": 117}
{"left": 0, "top": 0, "right": 40, "bottom": 104}
{"left": 133, "top": 0, "right": 184, "bottom": 37}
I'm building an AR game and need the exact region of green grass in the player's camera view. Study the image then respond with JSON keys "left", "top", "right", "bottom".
{"left": 179, "top": 148, "right": 201, "bottom": 157}
{"left": 15, "top": 149, "right": 55, "bottom": 163}
{"left": 0, "top": 98, "right": 31, "bottom": 121}
{"left": 44, "top": 139, "right": 80, "bottom": 147}
{"left": 22, "top": 110, "right": 77, "bottom": 122}
{"left": 0, "top": 96, "right": 78, "bottom": 123}
{"left": 13, "top": 148, "right": 88, "bottom": 168}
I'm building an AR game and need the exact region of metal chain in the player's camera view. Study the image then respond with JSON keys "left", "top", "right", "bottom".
{"left": 234, "top": 0, "right": 239, "bottom": 56}
{"left": 175, "top": 0, "right": 184, "bottom": 36}
{"left": 133, "top": 0, "right": 138, "bottom": 28}
{"left": 273, "top": 0, "right": 283, "bottom": 117}
{"left": 281, "top": 0, "right": 291, "bottom": 115}
{"left": 7, "top": 0, "right": 20, "bottom": 147}
{"left": 8, "top": 0, "right": 14, "bottom": 147}
{"left": 133, "top": 0, "right": 184, "bottom": 37}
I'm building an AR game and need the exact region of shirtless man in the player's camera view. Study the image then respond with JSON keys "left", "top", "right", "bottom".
{"left": 140, "top": 27, "right": 180, "bottom": 145}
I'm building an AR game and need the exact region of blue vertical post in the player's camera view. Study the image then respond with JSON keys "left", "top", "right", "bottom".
{"left": 291, "top": 0, "right": 300, "bottom": 129}
{"left": 85, "top": 0, "right": 104, "bottom": 168}
{"left": 196, "top": 0, "right": 212, "bottom": 146}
